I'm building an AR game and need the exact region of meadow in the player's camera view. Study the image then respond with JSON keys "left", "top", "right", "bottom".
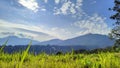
{"left": 0, "top": 41, "right": 120, "bottom": 68}
{"left": 0, "top": 52, "right": 120, "bottom": 68}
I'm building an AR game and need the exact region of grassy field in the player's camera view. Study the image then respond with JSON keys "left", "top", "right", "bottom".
{"left": 0, "top": 52, "right": 120, "bottom": 68}
{"left": 0, "top": 41, "right": 120, "bottom": 68}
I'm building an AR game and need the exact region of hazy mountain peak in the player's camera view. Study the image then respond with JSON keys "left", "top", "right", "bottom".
{"left": 0, "top": 34, "right": 114, "bottom": 48}
{"left": 58, "top": 34, "right": 114, "bottom": 46}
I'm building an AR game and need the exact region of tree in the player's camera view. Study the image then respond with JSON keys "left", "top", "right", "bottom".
{"left": 110, "top": 0, "right": 120, "bottom": 46}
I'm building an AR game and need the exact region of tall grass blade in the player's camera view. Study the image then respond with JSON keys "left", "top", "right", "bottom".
{"left": 0, "top": 39, "right": 9, "bottom": 53}
{"left": 18, "top": 41, "right": 32, "bottom": 68}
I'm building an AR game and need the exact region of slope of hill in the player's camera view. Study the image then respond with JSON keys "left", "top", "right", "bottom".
{"left": 59, "top": 34, "right": 114, "bottom": 47}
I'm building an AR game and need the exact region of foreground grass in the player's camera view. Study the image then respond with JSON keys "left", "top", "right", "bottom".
{"left": 0, "top": 52, "right": 120, "bottom": 68}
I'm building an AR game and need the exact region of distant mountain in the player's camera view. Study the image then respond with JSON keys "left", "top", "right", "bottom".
{"left": 0, "top": 34, "right": 116, "bottom": 53}
{"left": 39, "top": 39, "right": 63, "bottom": 45}
{"left": 0, "top": 36, "right": 40, "bottom": 45}
{"left": 39, "top": 34, "right": 115, "bottom": 48}
{"left": 0, "top": 34, "right": 115, "bottom": 48}
{"left": 59, "top": 34, "right": 115, "bottom": 47}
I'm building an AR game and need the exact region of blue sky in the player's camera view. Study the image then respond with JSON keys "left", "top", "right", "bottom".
{"left": 0, "top": 0, "right": 114, "bottom": 41}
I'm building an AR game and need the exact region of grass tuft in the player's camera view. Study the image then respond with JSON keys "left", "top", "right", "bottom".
{"left": 16, "top": 41, "right": 32, "bottom": 68}
{"left": 0, "top": 39, "right": 9, "bottom": 53}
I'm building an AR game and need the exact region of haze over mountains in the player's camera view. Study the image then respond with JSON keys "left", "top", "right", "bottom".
{"left": 0, "top": 34, "right": 115, "bottom": 47}
{"left": 0, "top": 36, "right": 40, "bottom": 45}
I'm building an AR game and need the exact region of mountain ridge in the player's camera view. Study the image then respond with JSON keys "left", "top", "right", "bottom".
{"left": 0, "top": 34, "right": 115, "bottom": 47}
{"left": 58, "top": 33, "right": 114, "bottom": 46}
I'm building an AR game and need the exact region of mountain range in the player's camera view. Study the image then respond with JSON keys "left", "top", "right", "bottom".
{"left": 0, "top": 34, "right": 115, "bottom": 47}
{"left": 59, "top": 34, "right": 114, "bottom": 46}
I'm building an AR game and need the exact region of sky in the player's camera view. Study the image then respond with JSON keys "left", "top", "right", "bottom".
{"left": 0, "top": 0, "right": 115, "bottom": 42}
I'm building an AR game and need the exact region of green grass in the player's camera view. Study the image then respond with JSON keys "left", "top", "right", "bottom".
{"left": 16, "top": 41, "right": 32, "bottom": 68}
{"left": 0, "top": 52, "right": 120, "bottom": 68}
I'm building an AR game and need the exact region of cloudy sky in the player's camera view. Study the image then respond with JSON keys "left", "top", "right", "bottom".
{"left": 0, "top": 0, "right": 114, "bottom": 41}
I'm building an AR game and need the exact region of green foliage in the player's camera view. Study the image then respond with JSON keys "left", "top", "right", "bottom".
{"left": 110, "top": 0, "right": 120, "bottom": 46}
{"left": 16, "top": 41, "right": 32, "bottom": 68}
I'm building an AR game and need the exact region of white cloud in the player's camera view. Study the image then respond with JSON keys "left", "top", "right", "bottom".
{"left": 0, "top": 0, "right": 111, "bottom": 41}
{"left": 72, "top": 14, "right": 111, "bottom": 35}
{"left": 76, "top": 0, "right": 83, "bottom": 8}
{"left": 0, "top": 20, "right": 75, "bottom": 41}
{"left": 70, "top": 3, "right": 76, "bottom": 14}
{"left": 60, "top": 1, "right": 72, "bottom": 15}
{"left": 18, "top": 0, "right": 39, "bottom": 12}
{"left": 53, "top": 7, "right": 61, "bottom": 15}
{"left": 55, "top": 0, "right": 60, "bottom": 4}
{"left": 91, "top": 1, "right": 97, "bottom": 4}
{"left": 44, "top": 0, "right": 48, "bottom": 3}
{"left": 0, "top": 20, "right": 55, "bottom": 41}
{"left": 49, "top": 27, "right": 72, "bottom": 40}
{"left": 41, "top": 8, "right": 46, "bottom": 11}
{"left": 54, "top": 0, "right": 83, "bottom": 15}
{"left": 0, "top": 13, "right": 111, "bottom": 41}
